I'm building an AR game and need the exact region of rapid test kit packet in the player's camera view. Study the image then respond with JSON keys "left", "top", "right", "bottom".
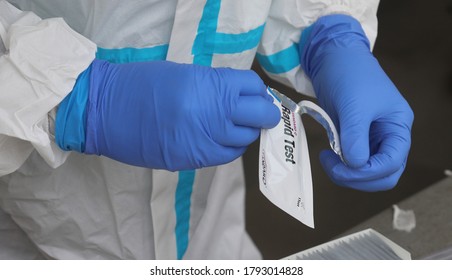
{"left": 259, "top": 87, "right": 343, "bottom": 228}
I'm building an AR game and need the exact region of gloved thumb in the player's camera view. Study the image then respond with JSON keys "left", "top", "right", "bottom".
{"left": 339, "top": 118, "right": 370, "bottom": 168}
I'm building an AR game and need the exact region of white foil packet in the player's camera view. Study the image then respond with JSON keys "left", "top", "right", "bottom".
{"left": 259, "top": 87, "right": 343, "bottom": 228}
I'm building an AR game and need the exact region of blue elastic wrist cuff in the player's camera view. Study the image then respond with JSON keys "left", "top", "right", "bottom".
{"left": 55, "top": 65, "right": 91, "bottom": 152}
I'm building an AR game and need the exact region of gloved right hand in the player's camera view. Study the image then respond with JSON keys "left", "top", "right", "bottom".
{"left": 55, "top": 59, "right": 280, "bottom": 171}
{"left": 299, "top": 14, "right": 414, "bottom": 191}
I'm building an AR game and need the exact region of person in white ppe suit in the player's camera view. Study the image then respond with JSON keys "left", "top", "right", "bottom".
{"left": 0, "top": 0, "right": 413, "bottom": 259}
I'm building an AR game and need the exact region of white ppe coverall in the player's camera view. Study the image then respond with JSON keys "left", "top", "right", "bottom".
{"left": 0, "top": 0, "right": 379, "bottom": 259}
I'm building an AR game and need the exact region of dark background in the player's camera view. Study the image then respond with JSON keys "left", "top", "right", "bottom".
{"left": 244, "top": 0, "right": 452, "bottom": 259}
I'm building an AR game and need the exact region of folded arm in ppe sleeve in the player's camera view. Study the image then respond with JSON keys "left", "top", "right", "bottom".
{"left": 0, "top": 0, "right": 96, "bottom": 176}
{"left": 299, "top": 14, "right": 414, "bottom": 191}
{"left": 55, "top": 60, "right": 280, "bottom": 171}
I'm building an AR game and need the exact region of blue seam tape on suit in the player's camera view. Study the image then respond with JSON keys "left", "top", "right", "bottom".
{"left": 96, "top": 45, "right": 169, "bottom": 63}
{"left": 175, "top": 170, "right": 195, "bottom": 259}
{"left": 256, "top": 43, "right": 300, "bottom": 74}
{"left": 192, "top": 0, "right": 265, "bottom": 66}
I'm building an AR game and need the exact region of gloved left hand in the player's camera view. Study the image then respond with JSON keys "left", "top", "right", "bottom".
{"left": 55, "top": 60, "right": 280, "bottom": 171}
{"left": 299, "top": 14, "right": 414, "bottom": 191}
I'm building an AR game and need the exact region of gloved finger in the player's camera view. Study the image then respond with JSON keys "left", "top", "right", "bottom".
{"left": 231, "top": 95, "right": 280, "bottom": 129}
{"left": 332, "top": 166, "right": 405, "bottom": 192}
{"left": 185, "top": 145, "right": 247, "bottom": 170}
{"left": 215, "top": 124, "right": 261, "bottom": 147}
{"left": 263, "top": 89, "right": 274, "bottom": 102}
{"left": 325, "top": 152, "right": 403, "bottom": 182}
{"left": 370, "top": 119, "right": 412, "bottom": 163}
{"left": 224, "top": 69, "right": 267, "bottom": 97}
{"left": 218, "top": 146, "right": 248, "bottom": 164}
{"left": 339, "top": 117, "right": 371, "bottom": 168}
{"left": 330, "top": 165, "right": 406, "bottom": 192}
{"left": 320, "top": 149, "right": 407, "bottom": 191}
{"left": 329, "top": 120, "right": 412, "bottom": 181}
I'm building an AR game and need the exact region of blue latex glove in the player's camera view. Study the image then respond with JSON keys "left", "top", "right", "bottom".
{"left": 56, "top": 60, "right": 280, "bottom": 171}
{"left": 299, "top": 14, "right": 414, "bottom": 191}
